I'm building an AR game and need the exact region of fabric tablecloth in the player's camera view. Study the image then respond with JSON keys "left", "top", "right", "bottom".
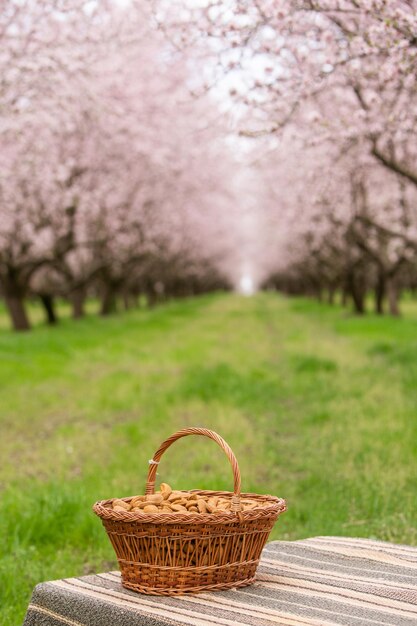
{"left": 23, "top": 536, "right": 417, "bottom": 626}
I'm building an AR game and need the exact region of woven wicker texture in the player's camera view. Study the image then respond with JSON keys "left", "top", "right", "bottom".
{"left": 93, "top": 427, "right": 286, "bottom": 595}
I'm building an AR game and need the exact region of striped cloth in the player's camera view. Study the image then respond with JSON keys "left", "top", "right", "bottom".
{"left": 23, "top": 536, "right": 417, "bottom": 626}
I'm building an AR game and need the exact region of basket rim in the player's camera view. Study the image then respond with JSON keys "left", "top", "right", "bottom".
{"left": 93, "top": 489, "right": 287, "bottom": 525}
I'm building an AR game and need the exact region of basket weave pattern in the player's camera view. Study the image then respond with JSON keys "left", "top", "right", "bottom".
{"left": 93, "top": 428, "right": 286, "bottom": 594}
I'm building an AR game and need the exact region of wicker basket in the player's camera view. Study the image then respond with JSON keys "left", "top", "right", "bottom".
{"left": 93, "top": 427, "right": 286, "bottom": 595}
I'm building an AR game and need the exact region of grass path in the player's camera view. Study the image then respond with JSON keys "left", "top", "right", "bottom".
{"left": 1, "top": 293, "right": 416, "bottom": 624}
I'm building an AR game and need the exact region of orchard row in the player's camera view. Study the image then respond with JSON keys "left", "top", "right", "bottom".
{"left": 2, "top": 1, "right": 417, "bottom": 327}
{"left": 159, "top": 0, "right": 417, "bottom": 315}
{"left": 0, "top": 2, "right": 239, "bottom": 331}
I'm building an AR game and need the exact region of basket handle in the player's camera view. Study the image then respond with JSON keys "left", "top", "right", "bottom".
{"left": 145, "top": 427, "right": 242, "bottom": 512}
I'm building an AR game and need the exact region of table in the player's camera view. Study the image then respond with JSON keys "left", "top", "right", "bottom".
{"left": 23, "top": 536, "right": 417, "bottom": 625}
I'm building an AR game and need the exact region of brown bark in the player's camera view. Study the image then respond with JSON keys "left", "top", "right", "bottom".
{"left": 351, "top": 289, "right": 366, "bottom": 314}
{"left": 122, "top": 292, "right": 130, "bottom": 311}
{"left": 39, "top": 294, "right": 58, "bottom": 325}
{"left": 146, "top": 288, "right": 158, "bottom": 308}
{"left": 327, "top": 286, "right": 336, "bottom": 305}
{"left": 1, "top": 273, "right": 31, "bottom": 331}
{"left": 4, "top": 292, "right": 30, "bottom": 331}
{"left": 386, "top": 277, "right": 401, "bottom": 316}
{"left": 371, "top": 144, "right": 417, "bottom": 187}
{"left": 100, "top": 283, "right": 117, "bottom": 316}
{"left": 70, "top": 287, "right": 86, "bottom": 319}
{"left": 347, "top": 271, "right": 366, "bottom": 314}
{"left": 341, "top": 285, "right": 349, "bottom": 307}
{"left": 374, "top": 272, "right": 385, "bottom": 315}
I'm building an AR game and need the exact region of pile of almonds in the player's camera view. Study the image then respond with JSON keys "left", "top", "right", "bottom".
{"left": 111, "top": 483, "right": 263, "bottom": 514}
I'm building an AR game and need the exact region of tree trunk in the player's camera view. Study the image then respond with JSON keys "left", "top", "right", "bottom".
{"left": 351, "top": 289, "right": 365, "bottom": 314}
{"left": 341, "top": 285, "right": 349, "bottom": 307}
{"left": 123, "top": 292, "right": 130, "bottom": 311}
{"left": 4, "top": 292, "right": 31, "bottom": 331}
{"left": 328, "top": 286, "right": 336, "bottom": 305}
{"left": 1, "top": 275, "right": 31, "bottom": 331}
{"left": 347, "top": 271, "right": 366, "bottom": 314}
{"left": 374, "top": 271, "right": 385, "bottom": 315}
{"left": 147, "top": 290, "right": 157, "bottom": 308}
{"left": 100, "top": 283, "right": 117, "bottom": 316}
{"left": 386, "top": 276, "right": 401, "bottom": 316}
{"left": 70, "top": 287, "right": 86, "bottom": 319}
{"left": 39, "top": 294, "right": 58, "bottom": 325}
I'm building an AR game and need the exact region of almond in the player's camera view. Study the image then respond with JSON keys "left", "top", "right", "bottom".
{"left": 171, "top": 503, "right": 187, "bottom": 513}
{"left": 113, "top": 499, "right": 131, "bottom": 511}
{"left": 143, "top": 504, "right": 159, "bottom": 513}
{"left": 145, "top": 494, "right": 163, "bottom": 505}
{"left": 130, "top": 496, "right": 145, "bottom": 507}
{"left": 206, "top": 500, "right": 217, "bottom": 513}
{"left": 168, "top": 491, "right": 183, "bottom": 502}
{"left": 160, "top": 483, "right": 172, "bottom": 499}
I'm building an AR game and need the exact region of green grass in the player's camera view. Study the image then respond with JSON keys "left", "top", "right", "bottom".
{"left": 1, "top": 293, "right": 417, "bottom": 624}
